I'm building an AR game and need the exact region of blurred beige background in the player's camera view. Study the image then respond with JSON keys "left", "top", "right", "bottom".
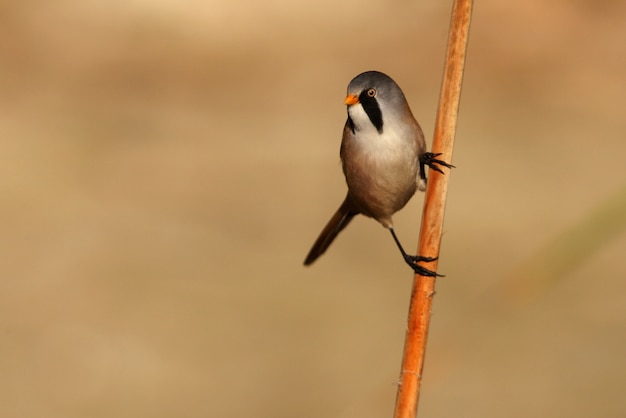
{"left": 1, "top": 1, "right": 625, "bottom": 417}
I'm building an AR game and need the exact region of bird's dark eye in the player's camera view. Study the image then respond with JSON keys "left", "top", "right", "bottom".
{"left": 367, "top": 88, "right": 376, "bottom": 97}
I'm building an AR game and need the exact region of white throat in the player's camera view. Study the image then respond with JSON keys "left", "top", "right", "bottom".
{"left": 347, "top": 103, "right": 410, "bottom": 149}
{"left": 348, "top": 103, "right": 380, "bottom": 136}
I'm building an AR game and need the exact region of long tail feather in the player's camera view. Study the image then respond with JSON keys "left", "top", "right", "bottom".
{"left": 304, "top": 197, "right": 357, "bottom": 266}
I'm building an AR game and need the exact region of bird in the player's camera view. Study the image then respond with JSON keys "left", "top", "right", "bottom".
{"left": 303, "top": 70, "right": 453, "bottom": 276}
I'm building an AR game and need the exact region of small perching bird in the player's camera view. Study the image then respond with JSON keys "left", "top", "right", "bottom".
{"left": 304, "top": 71, "right": 453, "bottom": 276}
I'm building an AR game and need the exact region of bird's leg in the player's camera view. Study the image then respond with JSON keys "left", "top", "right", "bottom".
{"left": 389, "top": 227, "right": 443, "bottom": 277}
{"left": 419, "top": 152, "right": 455, "bottom": 184}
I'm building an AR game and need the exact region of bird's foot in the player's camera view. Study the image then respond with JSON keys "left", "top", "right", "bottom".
{"left": 419, "top": 152, "right": 455, "bottom": 174}
{"left": 403, "top": 254, "right": 444, "bottom": 277}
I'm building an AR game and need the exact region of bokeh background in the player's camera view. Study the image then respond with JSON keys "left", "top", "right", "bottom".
{"left": 2, "top": 1, "right": 625, "bottom": 417}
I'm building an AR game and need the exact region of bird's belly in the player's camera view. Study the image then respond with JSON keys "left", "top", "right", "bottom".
{"left": 344, "top": 150, "right": 418, "bottom": 224}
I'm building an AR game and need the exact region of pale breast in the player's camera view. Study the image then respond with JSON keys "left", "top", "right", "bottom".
{"left": 341, "top": 125, "right": 419, "bottom": 225}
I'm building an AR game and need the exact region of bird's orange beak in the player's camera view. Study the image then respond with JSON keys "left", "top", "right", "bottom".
{"left": 344, "top": 94, "right": 359, "bottom": 106}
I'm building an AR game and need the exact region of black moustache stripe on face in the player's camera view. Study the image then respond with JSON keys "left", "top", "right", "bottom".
{"left": 358, "top": 90, "right": 383, "bottom": 134}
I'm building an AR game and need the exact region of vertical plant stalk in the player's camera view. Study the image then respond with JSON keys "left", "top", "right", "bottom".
{"left": 393, "top": 0, "right": 472, "bottom": 417}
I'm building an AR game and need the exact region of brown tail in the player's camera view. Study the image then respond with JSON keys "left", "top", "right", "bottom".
{"left": 304, "top": 197, "right": 358, "bottom": 266}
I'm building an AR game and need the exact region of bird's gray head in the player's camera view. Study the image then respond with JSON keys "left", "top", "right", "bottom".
{"left": 344, "top": 71, "right": 409, "bottom": 135}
